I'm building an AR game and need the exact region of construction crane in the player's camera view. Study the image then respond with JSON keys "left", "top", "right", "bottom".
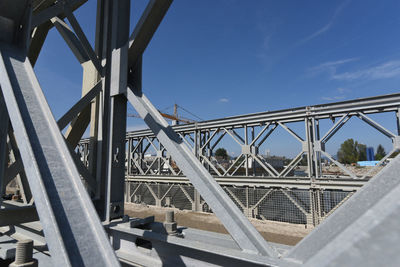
{"left": 128, "top": 104, "right": 195, "bottom": 124}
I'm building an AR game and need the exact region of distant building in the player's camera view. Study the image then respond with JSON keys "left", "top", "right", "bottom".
{"left": 366, "top": 147, "right": 374, "bottom": 161}
{"left": 248, "top": 155, "right": 284, "bottom": 169}
{"left": 212, "top": 157, "right": 231, "bottom": 169}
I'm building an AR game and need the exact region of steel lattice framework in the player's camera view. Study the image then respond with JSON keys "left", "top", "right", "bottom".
{"left": 79, "top": 93, "right": 400, "bottom": 226}
{"left": 0, "top": 0, "right": 399, "bottom": 266}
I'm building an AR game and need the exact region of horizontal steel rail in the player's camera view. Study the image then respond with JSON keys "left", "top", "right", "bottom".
{"left": 126, "top": 175, "right": 367, "bottom": 191}
{"left": 109, "top": 93, "right": 400, "bottom": 138}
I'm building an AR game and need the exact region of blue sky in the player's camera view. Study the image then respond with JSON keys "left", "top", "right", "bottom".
{"left": 35, "top": 0, "right": 400, "bottom": 157}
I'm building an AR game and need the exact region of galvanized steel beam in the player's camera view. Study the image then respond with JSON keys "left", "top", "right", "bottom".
{"left": 0, "top": 37, "right": 118, "bottom": 267}
{"left": 128, "top": 0, "right": 173, "bottom": 71}
{"left": 126, "top": 175, "right": 367, "bottom": 191}
{"left": 126, "top": 86, "right": 278, "bottom": 257}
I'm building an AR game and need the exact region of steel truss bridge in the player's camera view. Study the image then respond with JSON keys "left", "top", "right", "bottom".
{"left": 79, "top": 92, "right": 400, "bottom": 226}
{"left": 1, "top": 0, "right": 400, "bottom": 266}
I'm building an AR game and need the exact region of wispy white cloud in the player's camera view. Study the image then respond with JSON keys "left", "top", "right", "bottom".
{"left": 310, "top": 58, "right": 400, "bottom": 82}
{"left": 256, "top": 34, "right": 274, "bottom": 60}
{"left": 313, "top": 58, "right": 358, "bottom": 69}
{"left": 332, "top": 61, "right": 400, "bottom": 81}
{"left": 321, "top": 87, "right": 349, "bottom": 101}
{"left": 219, "top": 98, "right": 229, "bottom": 103}
{"left": 297, "top": 0, "right": 350, "bottom": 45}
{"left": 299, "top": 21, "right": 334, "bottom": 46}
{"left": 256, "top": 21, "right": 279, "bottom": 60}
{"left": 308, "top": 58, "right": 359, "bottom": 76}
{"left": 321, "top": 95, "right": 346, "bottom": 101}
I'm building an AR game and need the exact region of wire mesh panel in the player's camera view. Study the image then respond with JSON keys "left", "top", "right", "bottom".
{"left": 161, "top": 185, "right": 193, "bottom": 210}
{"left": 126, "top": 182, "right": 355, "bottom": 226}
{"left": 126, "top": 182, "right": 142, "bottom": 202}
{"left": 291, "top": 190, "right": 311, "bottom": 213}
{"left": 320, "top": 190, "right": 354, "bottom": 218}
{"left": 158, "top": 183, "right": 173, "bottom": 202}
{"left": 256, "top": 189, "right": 310, "bottom": 224}
{"left": 223, "top": 186, "right": 246, "bottom": 213}
{"left": 133, "top": 184, "right": 156, "bottom": 205}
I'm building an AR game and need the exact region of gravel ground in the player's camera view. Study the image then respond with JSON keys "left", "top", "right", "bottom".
{"left": 125, "top": 203, "right": 313, "bottom": 246}
{"left": 322, "top": 165, "right": 383, "bottom": 177}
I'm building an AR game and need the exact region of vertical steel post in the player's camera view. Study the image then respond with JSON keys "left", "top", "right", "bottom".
{"left": 316, "top": 189, "right": 322, "bottom": 224}
{"left": 207, "top": 130, "right": 211, "bottom": 172}
{"left": 245, "top": 186, "right": 250, "bottom": 217}
{"left": 92, "top": 0, "right": 108, "bottom": 209}
{"left": 125, "top": 181, "right": 130, "bottom": 202}
{"left": 193, "top": 188, "right": 202, "bottom": 212}
{"left": 396, "top": 108, "right": 400, "bottom": 136}
{"left": 251, "top": 126, "right": 255, "bottom": 176}
{"left": 305, "top": 117, "right": 315, "bottom": 179}
{"left": 315, "top": 119, "right": 322, "bottom": 176}
{"left": 127, "top": 138, "right": 132, "bottom": 175}
{"left": 312, "top": 117, "right": 319, "bottom": 179}
{"left": 158, "top": 142, "right": 161, "bottom": 175}
{"left": 139, "top": 139, "right": 143, "bottom": 171}
{"left": 103, "top": 0, "right": 130, "bottom": 221}
{"left": 199, "top": 131, "right": 203, "bottom": 166}
{"left": 245, "top": 125, "right": 249, "bottom": 176}
{"left": 194, "top": 129, "right": 198, "bottom": 156}
{"left": 0, "top": 92, "right": 9, "bottom": 194}
{"left": 309, "top": 190, "right": 316, "bottom": 226}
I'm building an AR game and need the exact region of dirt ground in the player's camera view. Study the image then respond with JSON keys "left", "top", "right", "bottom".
{"left": 322, "top": 165, "right": 383, "bottom": 177}
{"left": 124, "top": 203, "right": 313, "bottom": 246}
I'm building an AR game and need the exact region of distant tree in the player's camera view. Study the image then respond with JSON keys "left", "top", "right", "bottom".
{"left": 215, "top": 148, "right": 228, "bottom": 159}
{"left": 357, "top": 143, "right": 367, "bottom": 161}
{"left": 337, "top": 139, "right": 359, "bottom": 164}
{"left": 299, "top": 155, "right": 308, "bottom": 166}
{"left": 375, "top": 144, "right": 386, "bottom": 160}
